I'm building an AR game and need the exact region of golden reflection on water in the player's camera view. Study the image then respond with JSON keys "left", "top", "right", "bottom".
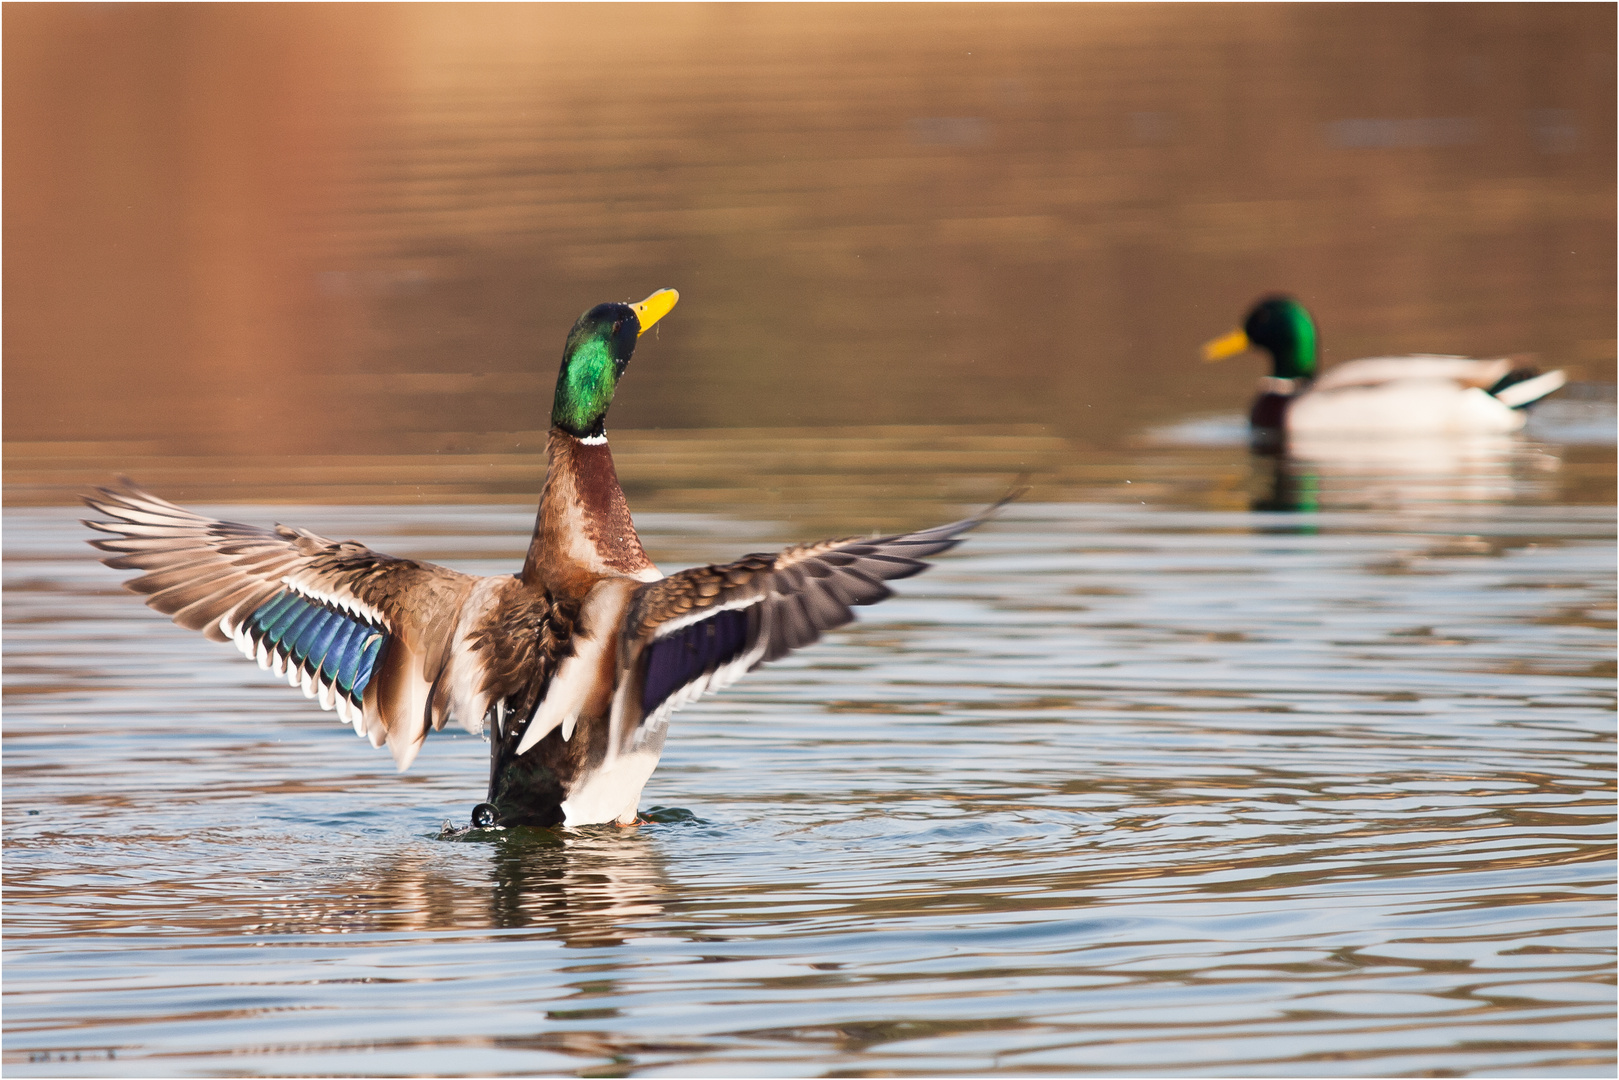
{"left": 6, "top": 425, "right": 1615, "bottom": 523}
{"left": 4, "top": 3, "right": 1615, "bottom": 475}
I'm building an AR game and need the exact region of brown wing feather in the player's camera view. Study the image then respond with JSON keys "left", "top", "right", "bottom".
{"left": 467, "top": 586, "right": 580, "bottom": 727}
{"left": 83, "top": 480, "right": 478, "bottom": 768}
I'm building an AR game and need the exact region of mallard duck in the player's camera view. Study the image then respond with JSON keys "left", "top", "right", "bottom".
{"left": 84, "top": 289, "right": 1001, "bottom": 829}
{"left": 1202, "top": 295, "right": 1566, "bottom": 445}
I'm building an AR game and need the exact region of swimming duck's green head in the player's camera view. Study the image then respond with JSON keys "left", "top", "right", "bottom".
{"left": 552, "top": 288, "right": 678, "bottom": 438}
{"left": 1202, "top": 295, "right": 1318, "bottom": 380}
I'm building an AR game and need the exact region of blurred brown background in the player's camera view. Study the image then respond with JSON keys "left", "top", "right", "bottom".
{"left": 5, "top": 3, "right": 1614, "bottom": 504}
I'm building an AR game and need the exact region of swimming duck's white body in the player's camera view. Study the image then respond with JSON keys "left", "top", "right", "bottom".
{"left": 1281, "top": 355, "right": 1566, "bottom": 436}
{"left": 1204, "top": 296, "right": 1566, "bottom": 442}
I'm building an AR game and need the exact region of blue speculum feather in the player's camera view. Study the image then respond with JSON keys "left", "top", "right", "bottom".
{"left": 299, "top": 608, "right": 350, "bottom": 666}
{"left": 351, "top": 635, "right": 386, "bottom": 699}
{"left": 285, "top": 608, "right": 321, "bottom": 661}
{"left": 252, "top": 592, "right": 304, "bottom": 639}
{"left": 320, "top": 619, "right": 366, "bottom": 684}
{"left": 249, "top": 591, "right": 299, "bottom": 632}
{"left": 273, "top": 604, "right": 324, "bottom": 651}
{"left": 642, "top": 607, "right": 751, "bottom": 716}
{"left": 330, "top": 623, "right": 373, "bottom": 694}
{"left": 297, "top": 612, "right": 348, "bottom": 670}
{"left": 245, "top": 592, "right": 388, "bottom": 705}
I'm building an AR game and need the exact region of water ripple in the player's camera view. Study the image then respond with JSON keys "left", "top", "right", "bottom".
{"left": 4, "top": 499, "right": 1613, "bottom": 1076}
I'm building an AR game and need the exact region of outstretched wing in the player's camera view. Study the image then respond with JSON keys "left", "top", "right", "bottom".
{"left": 608, "top": 501, "right": 1006, "bottom": 754}
{"left": 82, "top": 481, "right": 477, "bottom": 769}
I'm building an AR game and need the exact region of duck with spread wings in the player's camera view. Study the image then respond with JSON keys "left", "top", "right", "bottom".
{"left": 84, "top": 290, "right": 1001, "bottom": 828}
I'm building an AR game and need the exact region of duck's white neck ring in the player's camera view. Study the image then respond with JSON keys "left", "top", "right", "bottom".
{"left": 1257, "top": 376, "right": 1303, "bottom": 396}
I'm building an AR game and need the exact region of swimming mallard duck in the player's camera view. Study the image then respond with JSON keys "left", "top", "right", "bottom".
{"left": 84, "top": 289, "right": 1001, "bottom": 829}
{"left": 1202, "top": 295, "right": 1566, "bottom": 446}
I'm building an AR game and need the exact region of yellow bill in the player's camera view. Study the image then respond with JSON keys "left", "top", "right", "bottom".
{"left": 631, "top": 288, "right": 679, "bottom": 336}
{"left": 1201, "top": 328, "right": 1250, "bottom": 362}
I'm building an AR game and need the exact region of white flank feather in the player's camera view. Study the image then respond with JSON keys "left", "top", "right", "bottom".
{"left": 1288, "top": 379, "right": 1525, "bottom": 435}
{"left": 559, "top": 749, "right": 662, "bottom": 826}
{"left": 516, "top": 650, "right": 595, "bottom": 755}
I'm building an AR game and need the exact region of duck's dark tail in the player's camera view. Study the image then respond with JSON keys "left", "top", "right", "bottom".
{"left": 1489, "top": 368, "right": 1567, "bottom": 409}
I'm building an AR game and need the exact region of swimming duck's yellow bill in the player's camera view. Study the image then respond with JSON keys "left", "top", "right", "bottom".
{"left": 631, "top": 289, "right": 679, "bottom": 336}
{"left": 1201, "top": 328, "right": 1250, "bottom": 362}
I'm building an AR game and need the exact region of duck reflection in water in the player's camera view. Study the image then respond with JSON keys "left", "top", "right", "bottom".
{"left": 244, "top": 826, "right": 672, "bottom": 945}
{"left": 1247, "top": 433, "right": 1557, "bottom": 513}
{"left": 483, "top": 829, "right": 671, "bottom": 944}
{"left": 1249, "top": 455, "right": 1320, "bottom": 514}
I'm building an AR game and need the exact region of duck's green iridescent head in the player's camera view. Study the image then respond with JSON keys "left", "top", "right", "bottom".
{"left": 552, "top": 289, "right": 678, "bottom": 438}
{"left": 1202, "top": 295, "right": 1319, "bottom": 380}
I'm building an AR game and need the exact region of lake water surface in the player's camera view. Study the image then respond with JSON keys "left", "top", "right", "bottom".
{"left": 5, "top": 438, "right": 1613, "bottom": 1077}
